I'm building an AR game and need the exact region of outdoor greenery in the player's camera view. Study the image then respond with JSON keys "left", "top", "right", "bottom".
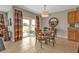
{"left": 23, "top": 23, "right": 28, "bottom": 26}
{"left": 23, "top": 21, "right": 35, "bottom": 33}
{"left": 23, "top": 26, "right": 29, "bottom": 33}
{"left": 23, "top": 23, "right": 29, "bottom": 32}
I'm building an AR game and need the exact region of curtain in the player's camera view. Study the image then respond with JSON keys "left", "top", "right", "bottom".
{"left": 35, "top": 16, "right": 40, "bottom": 32}
{"left": 0, "top": 14, "right": 5, "bottom": 36}
{"left": 14, "top": 9, "right": 23, "bottom": 42}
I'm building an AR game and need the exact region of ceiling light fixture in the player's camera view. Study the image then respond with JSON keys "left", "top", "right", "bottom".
{"left": 42, "top": 5, "right": 49, "bottom": 17}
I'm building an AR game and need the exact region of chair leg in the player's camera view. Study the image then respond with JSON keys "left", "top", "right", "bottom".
{"left": 40, "top": 40, "right": 42, "bottom": 48}
{"left": 35, "top": 39, "right": 37, "bottom": 45}
{"left": 49, "top": 38, "right": 50, "bottom": 43}
{"left": 54, "top": 39, "right": 56, "bottom": 44}
{"left": 53, "top": 39, "right": 55, "bottom": 46}
{"left": 53, "top": 41, "right": 55, "bottom": 46}
{"left": 45, "top": 39, "right": 47, "bottom": 44}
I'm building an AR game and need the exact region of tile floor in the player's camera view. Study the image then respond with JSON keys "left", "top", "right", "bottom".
{"left": 0, "top": 37, "right": 79, "bottom": 53}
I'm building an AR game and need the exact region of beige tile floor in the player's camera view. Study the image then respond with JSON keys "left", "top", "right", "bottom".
{"left": 0, "top": 37, "right": 79, "bottom": 53}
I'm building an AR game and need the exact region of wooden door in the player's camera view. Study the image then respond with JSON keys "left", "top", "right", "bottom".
{"left": 68, "top": 28, "right": 75, "bottom": 41}
{"left": 75, "top": 29, "right": 79, "bottom": 42}
{"left": 68, "top": 11, "right": 76, "bottom": 24}
{"left": 76, "top": 11, "right": 79, "bottom": 23}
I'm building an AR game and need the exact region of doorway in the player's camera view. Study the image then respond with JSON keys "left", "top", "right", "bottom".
{"left": 22, "top": 19, "right": 35, "bottom": 38}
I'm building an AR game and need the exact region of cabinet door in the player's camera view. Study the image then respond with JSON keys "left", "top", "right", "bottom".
{"left": 75, "top": 29, "right": 79, "bottom": 41}
{"left": 76, "top": 11, "right": 79, "bottom": 23}
{"left": 68, "top": 11, "right": 75, "bottom": 24}
{"left": 68, "top": 29, "right": 75, "bottom": 41}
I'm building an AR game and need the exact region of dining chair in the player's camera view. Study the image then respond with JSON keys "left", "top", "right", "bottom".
{"left": 35, "top": 30, "right": 47, "bottom": 48}
{"left": 49, "top": 28, "right": 57, "bottom": 46}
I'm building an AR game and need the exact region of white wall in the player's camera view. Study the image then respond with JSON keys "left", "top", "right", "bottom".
{"left": 40, "top": 17, "right": 50, "bottom": 29}
{"left": 13, "top": 6, "right": 38, "bottom": 19}
{"left": 7, "top": 7, "right": 14, "bottom": 41}
{"left": 41, "top": 10, "right": 69, "bottom": 39}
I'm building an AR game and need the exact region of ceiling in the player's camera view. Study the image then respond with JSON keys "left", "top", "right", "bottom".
{"left": 16, "top": 5, "right": 79, "bottom": 14}
{"left": 0, "top": 5, "right": 12, "bottom": 12}
{"left": 0, "top": 5, "right": 79, "bottom": 14}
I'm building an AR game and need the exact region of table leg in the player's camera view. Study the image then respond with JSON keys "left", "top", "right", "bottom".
{"left": 45, "top": 39, "right": 47, "bottom": 44}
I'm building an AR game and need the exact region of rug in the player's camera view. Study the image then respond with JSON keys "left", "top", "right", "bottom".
{"left": 0, "top": 38, "right": 5, "bottom": 51}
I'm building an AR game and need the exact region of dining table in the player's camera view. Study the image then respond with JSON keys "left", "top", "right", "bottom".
{"left": 41, "top": 30, "right": 51, "bottom": 44}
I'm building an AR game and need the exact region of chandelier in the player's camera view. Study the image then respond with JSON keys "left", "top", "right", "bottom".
{"left": 42, "top": 5, "right": 49, "bottom": 17}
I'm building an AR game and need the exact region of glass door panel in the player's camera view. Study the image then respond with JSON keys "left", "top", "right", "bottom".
{"left": 23, "top": 19, "right": 29, "bottom": 37}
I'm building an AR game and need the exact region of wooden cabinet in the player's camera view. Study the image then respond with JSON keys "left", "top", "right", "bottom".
{"left": 75, "top": 29, "right": 79, "bottom": 41}
{"left": 68, "top": 28, "right": 79, "bottom": 42}
{"left": 76, "top": 11, "right": 79, "bottom": 23}
{"left": 68, "top": 11, "right": 79, "bottom": 24}
{"left": 68, "top": 11, "right": 76, "bottom": 24}
{"left": 68, "top": 11, "right": 79, "bottom": 42}
{"left": 68, "top": 28, "right": 75, "bottom": 41}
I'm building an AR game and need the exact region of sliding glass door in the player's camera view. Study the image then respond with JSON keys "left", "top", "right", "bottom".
{"left": 30, "top": 19, "right": 35, "bottom": 36}
{"left": 23, "top": 19, "right": 35, "bottom": 38}
{"left": 23, "top": 19, "right": 29, "bottom": 37}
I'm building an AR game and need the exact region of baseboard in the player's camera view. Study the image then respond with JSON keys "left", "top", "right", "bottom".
{"left": 56, "top": 35, "right": 68, "bottom": 39}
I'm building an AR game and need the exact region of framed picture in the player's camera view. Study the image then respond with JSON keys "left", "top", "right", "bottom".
{"left": 9, "top": 18, "right": 12, "bottom": 26}
{"left": 8, "top": 18, "right": 12, "bottom": 26}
